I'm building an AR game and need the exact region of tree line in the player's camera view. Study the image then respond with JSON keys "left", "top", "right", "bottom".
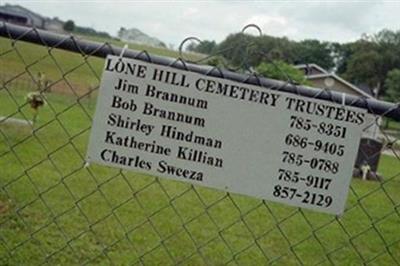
{"left": 63, "top": 20, "right": 112, "bottom": 39}
{"left": 188, "top": 29, "right": 400, "bottom": 103}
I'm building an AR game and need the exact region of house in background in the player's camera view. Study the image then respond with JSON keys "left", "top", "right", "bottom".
{"left": 295, "top": 63, "right": 375, "bottom": 98}
{"left": 295, "top": 63, "right": 380, "bottom": 140}
{"left": 0, "top": 4, "right": 64, "bottom": 33}
{"left": 0, "top": 10, "right": 29, "bottom": 27}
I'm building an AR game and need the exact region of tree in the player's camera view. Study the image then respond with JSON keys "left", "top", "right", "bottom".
{"left": 344, "top": 48, "right": 382, "bottom": 88}
{"left": 374, "top": 29, "right": 400, "bottom": 96}
{"left": 342, "top": 30, "right": 400, "bottom": 98}
{"left": 340, "top": 38, "right": 384, "bottom": 97}
{"left": 294, "top": 39, "right": 334, "bottom": 71}
{"left": 187, "top": 40, "right": 217, "bottom": 54}
{"left": 217, "top": 33, "right": 297, "bottom": 69}
{"left": 203, "top": 28, "right": 400, "bottom": 98}
{"left": 385, "top": 69, "right": 400, "bottom": 102}
{"left": 217, "top": 33, "right": 257, "bottom": 67}
{"left": 331, "top": 42, "right": 353, "bottom": 75}
{"left": 255, "top": 61, "right": 309, "bottom": 85}
{"left": 118, "top": 27, "right": 126, "bottom": 38}
{"left": 63, "top": 20, "right": 75, "bottom": 32}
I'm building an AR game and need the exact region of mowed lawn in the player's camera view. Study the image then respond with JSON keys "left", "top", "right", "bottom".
{"left": 1, "top": 83, "right": 400, "bottom": 266}
{"left": 0, "top": 35, "right": 204, "bottom": 92}
{"left": 1, "top": 36, "right": 400, "bottom": 265}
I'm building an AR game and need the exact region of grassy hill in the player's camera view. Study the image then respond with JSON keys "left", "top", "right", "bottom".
{"left": 0, "top": 33, "right": 204, "bottom": 93}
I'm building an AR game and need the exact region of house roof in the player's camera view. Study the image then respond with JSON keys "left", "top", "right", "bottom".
{"left": 1, "top": 4, "right": 44, "bottom": 21}
{"left": 295, "top": 63, "right": 374, "bottom": 98}
{"left": 0, "top": 4, "right": 46, "bottom": 28}
{"left": 306, "top": 73, "right": 373, "bottom": 98}
{"left": 295, "top": 63, "right": 328, "bottom": 75}
{"left": 357, "top": 83, "right": 375, "bottom": 97}
{"left": 0, "top": 10, "right": 28, "bottom": 20}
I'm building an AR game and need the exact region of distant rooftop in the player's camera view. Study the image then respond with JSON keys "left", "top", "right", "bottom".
{"left": 295, "top": 63, "right": 374, "bottom": 98}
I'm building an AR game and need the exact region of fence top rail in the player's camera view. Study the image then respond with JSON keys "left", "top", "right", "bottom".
{"left": 1, "top": 22, "right": 399, "bottom": 121}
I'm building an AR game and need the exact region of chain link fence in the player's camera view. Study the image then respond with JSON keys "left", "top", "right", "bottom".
{"left": 0, "top": 22, "right": 400, "bottom": 265}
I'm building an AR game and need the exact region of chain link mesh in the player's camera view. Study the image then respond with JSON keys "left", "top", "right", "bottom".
{"left": 0, "top": 23, "right": 400, "bottom": 265}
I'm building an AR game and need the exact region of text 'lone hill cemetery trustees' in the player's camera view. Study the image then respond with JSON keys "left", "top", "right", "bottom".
{"left": 87, "top": 55, "right": 367, "bottom": 214}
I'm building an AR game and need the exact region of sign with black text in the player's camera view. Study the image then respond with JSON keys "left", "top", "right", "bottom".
{"left": 86, "top": 55, "right": 366, "bottom": 215}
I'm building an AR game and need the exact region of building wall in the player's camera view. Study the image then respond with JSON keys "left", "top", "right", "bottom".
{"left": 307, "top": 77, "right": 364, "bottom": 97}
{"left": 44, "top": 19, "right": 64, "bottom": 33}
{"left": 0, "top": 5, "right": 44, "bottom": 28}
{"left": 0, "top": 12, "right": 29, "bottom": 26}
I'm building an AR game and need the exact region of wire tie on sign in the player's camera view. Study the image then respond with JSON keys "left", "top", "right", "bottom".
{"left": 341, "top": 92, "right": 346, "bottom": 106}
{"left": 84, "top": 161, "right": 90, "bottom": 168}
{"left": 119, "top": 44, "right": 128, "bottom": 60}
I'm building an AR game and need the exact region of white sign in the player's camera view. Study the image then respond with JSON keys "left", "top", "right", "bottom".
{"left": 87, "top": 55, "right": 366, "bottom": 215}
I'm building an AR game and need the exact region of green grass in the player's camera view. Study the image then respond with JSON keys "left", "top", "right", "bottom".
{"left": 0, "top": 87, "right": 400, "bottom": 265}
{"left": 386, "top": 118, "right": 400, "bottom": 131}
{"left": 381, "top": 118, "right": 400, "bottom": 133}
{"left": 380, "top": 118, "right": 400, "bottom": 144}
{"left": 0, "top": 34, "right": 204, "bottom": 90}
{"left": 0, "top": 35, "right": 400, "bottom": 265}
